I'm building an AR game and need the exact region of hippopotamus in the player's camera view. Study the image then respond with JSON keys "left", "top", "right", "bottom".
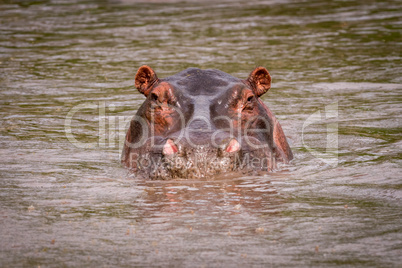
{"left": 121, "top": 66, "right": 293, "bottom": 179}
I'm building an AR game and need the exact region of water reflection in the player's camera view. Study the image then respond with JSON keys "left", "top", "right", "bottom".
{"left": 139, "top": 176, "right": 282, "bottom": 217}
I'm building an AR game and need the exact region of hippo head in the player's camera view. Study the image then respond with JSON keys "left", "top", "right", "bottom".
{"left": 121, "top": 66, "right": 292, "bottom": 179}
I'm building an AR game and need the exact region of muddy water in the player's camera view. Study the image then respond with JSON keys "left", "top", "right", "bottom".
{"left": 1, "top": 0, "right": 401, "bottom": 266}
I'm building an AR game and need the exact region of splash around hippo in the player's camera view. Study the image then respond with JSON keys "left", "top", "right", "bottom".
{"left": 121, "top": 66, "right": 293, "bottom": 179}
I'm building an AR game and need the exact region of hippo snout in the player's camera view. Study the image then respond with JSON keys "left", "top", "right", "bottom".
{"left": 153, "top": 137, "right": 242, "bottom": 179}
{"left": 162, "top": 138, "right": 240, "bottom": 156}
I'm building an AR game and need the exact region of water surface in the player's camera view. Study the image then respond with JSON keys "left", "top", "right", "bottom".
{"left": 0, "top": 0, "right": 401, "bottom": 266}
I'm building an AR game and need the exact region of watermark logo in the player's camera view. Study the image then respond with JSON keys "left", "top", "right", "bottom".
{"left": 302, "top": 102, "right": 338, "bottom": 167}
{"left": 63, "top": 101, "right": 270, "bottom": 151}
{"left": 64, "top": 101, "right": 132, "bottom": 149}
{"left": 64, "top": 101, "right": 339, "bottom": 169}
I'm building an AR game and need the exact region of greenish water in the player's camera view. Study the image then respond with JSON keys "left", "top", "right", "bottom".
{"left": 0, "top": 0, "right": 401, "bottom": 266}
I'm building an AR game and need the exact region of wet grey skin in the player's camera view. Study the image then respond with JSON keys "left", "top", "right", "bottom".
{"left": 122, "top": 67, "right": 291, "bottom": 179}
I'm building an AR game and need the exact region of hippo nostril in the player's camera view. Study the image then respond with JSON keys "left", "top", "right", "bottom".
{"left": 225, "top": 138, "right": 240, "bottom": 153}
{"left": 163, "top": 139, "right": 178, "bottom": 155}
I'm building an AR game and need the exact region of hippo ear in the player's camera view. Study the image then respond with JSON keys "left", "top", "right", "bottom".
{"left": 135, "top": 65, "right": 159, "bottom": 96}
{"left": 247, "top": 67, "right": 271, "bottom": 97}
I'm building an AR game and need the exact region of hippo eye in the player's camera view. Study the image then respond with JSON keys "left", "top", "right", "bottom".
{"left": 246, "top": 95, "right": 254, "bottom": 103}
{"left": 243, "top": 93, "right": 255, "bottom": 110}
{"left": 150, "top": 93, "right": 158, "bottom": 102}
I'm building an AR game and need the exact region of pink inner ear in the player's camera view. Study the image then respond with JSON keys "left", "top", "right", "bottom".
{"left": 226, "top": 138, "right": 240, "bottom": 153}
{"left": 163, "top": 139, "right": 178, "bottom": 155}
